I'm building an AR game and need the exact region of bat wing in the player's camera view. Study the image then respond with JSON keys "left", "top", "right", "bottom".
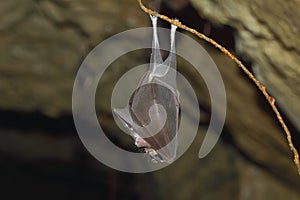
{"left": 130, "top": 74, "right": 179, "bottom": 163}
{"left": 113, "top": 15, "right": 179, "bottom": 163}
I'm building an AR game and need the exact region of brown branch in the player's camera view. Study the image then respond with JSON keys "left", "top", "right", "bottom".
{"left": 138, "top": 0, "right": 300, "bottom": 175}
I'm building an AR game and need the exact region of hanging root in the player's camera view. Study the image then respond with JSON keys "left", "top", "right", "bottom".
{"left": 137, "top": 0, "right": 300, "bottom": 175}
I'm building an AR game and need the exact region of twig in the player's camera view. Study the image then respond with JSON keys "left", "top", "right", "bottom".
{"left": 138, "top": 0, "right": 300, "bottom": 175}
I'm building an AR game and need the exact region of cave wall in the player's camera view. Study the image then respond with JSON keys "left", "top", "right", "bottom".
{"left": 0, "top": 0, "right": 300, "bottom": 199}
{"left": 191, "top": 0, "right": 300, "bottom": 130}
{"left": 0, "top": 0, "right": 148, "bottom": 116}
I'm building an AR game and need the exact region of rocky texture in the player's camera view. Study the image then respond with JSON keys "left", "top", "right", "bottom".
{"left": 0, "top": 0, "right": 148, "bottom": 116}
{"left": 191, "top": 0, "right": 300, "bottom": 130}
{"left": 189, "top": 0, "right": 300, "bottom": 197}
{"left": 0, "top": 0, "right": 300, "bottom": 199}
{"left": 206, "top": 46, "right": 300, "bottom": 198}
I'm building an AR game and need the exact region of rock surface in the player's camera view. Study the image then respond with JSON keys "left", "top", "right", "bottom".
{"left": 0, "top": 0, "right": 148, "bottom": 116}
{"left": 189, "top": 0, "right": 300, "bottom": 197}
{"left": 191, "top": 0, "right": 300, "bottom": 130}
{"left": 0, "top": 0, "right": 300, "bottom": 199}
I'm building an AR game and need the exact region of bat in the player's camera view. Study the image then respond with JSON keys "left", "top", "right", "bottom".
{"left": 113, "top": 15, "right": 179, "bottom": 163}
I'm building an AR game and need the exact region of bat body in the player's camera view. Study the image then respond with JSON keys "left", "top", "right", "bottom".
{"left": 113, "top": 15, "right": 179, "bottom": 163}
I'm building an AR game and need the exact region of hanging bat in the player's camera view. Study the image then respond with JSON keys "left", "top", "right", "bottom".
{"left": 113, "top": 15, "right": 179, "bottom": 163}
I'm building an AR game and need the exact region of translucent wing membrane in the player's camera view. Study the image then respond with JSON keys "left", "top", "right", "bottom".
{"left": 113, "top": 15, "right": 179, "bottom": 163}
